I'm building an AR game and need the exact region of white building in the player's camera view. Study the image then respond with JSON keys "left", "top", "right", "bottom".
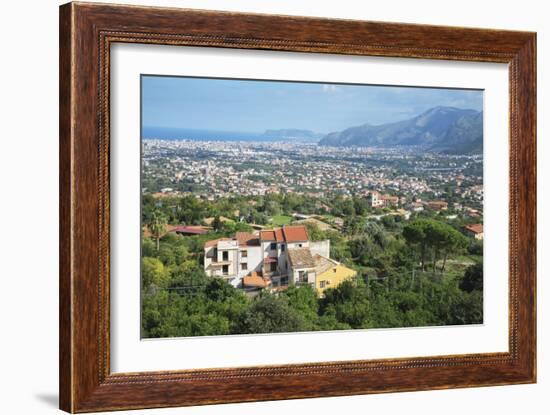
{"left": 367, "top": 190, "right": 384, "bottom": 208}
{"left": 203, "top": 225, "right": 330, "bottom": 289}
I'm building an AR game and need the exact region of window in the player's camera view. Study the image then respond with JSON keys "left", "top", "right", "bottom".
{"left": 270, "top": 262, "right": 277, "bottom": 272}
{"left": 298, "top": 271, "right": 308, "bottom": 283}
{"left": 320, "top": 281, "right": 326, "bottom": 289}
{"left": 240, "top": 250, "right": 248, "bottom": 258}
{"left": 297, "top": 243, "right": 303, "bottom": 248}
{"left": 241, "top": 263, "right": 247, "bottom": 271}
{"left": 281, "top": 244, "right": 285, "bottom": 252}
{"left": 222, "top": 265, "right": 229, "bottom": 275}
{"left": 222, "top": 251, "right": 228, "bottom": 261}
{"left": 270, "top": 242, "right": 277, "bottom": 250}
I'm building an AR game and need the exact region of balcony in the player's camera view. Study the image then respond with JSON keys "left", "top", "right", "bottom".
{"left": 207, "top": 260, "right": 232, "bottom": 268}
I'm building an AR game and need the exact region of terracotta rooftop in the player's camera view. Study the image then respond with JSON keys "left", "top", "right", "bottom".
{"left": 282, "top": 225, "right": 309, "bottom": 242}
{"left": 428, "top": 200, "right": 449, "bottom": 207}
{"left": 382, "top": 195, "right": 399, "bottom": 201}
{"left": 260, "top": 226, "right": 293, "bottom": 243}
{"left": 260, "top": 229, "right": 276, "bottom": 242}
{"left": 209, "top": 225, "right": 310, "bottom": 247}
{"left": 287, "top": 247, "right": 315, "bottom": 269}
{"left": 242, "top": 271, "right": 271, "bottom": 289}
{"left": 235, "top": 232, "right": 260, "bottom": 247}
{"left": 465, "top": 223, "right": 484, "bottom": 234}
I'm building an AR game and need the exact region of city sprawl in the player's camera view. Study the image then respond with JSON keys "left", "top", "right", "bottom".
{"left": 142, "top": 139, "right": 483, "bottom": 212}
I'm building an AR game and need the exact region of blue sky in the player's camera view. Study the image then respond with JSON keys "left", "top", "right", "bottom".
{"left": 142, "top": 75, "right": 483, "bottom": 134}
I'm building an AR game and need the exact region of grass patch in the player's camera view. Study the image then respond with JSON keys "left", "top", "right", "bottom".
{"left": 270, "top": 215, "right": 293, "bottom": 226}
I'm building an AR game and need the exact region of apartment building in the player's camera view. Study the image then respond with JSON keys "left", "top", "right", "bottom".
{"left": 203, "top": 225, "right": 354, "bottom": 294}
{"left": 367, "top": 191, "right": 399, "bottom": 208}
{"left": 464, "top": 223, "right": 484, "bottom": 240}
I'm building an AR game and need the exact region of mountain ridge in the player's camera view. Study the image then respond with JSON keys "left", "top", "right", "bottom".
{"left": 319, "top": 106, "right": 483, "bottom": 154}
{"left": 262, "top": 128, "right": 323, "bottom": 142}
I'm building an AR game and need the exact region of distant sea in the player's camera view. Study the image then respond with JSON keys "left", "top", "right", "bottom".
{"left": 142, "top": 126, "right": 269, "bottom": 142}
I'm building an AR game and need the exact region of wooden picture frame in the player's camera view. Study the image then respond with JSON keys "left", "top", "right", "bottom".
{"left": 59, "top": 2, "right": 536, "bottom": 412}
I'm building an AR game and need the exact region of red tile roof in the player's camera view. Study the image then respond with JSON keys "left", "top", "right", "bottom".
{"left": 235, "top": 232, "right": 260, "bottom": 247}
{"left": 465, "top": 224, "right": 483, "bottom": 234}
{"left": 260, "top": 225, "right": 309, "bottom": 243}
{"left": 282, "top": 225, "right": 309, "bottom": 242}
{"left": 243, "top": 271, "right": 271, "bottom": 288}
{"left": 260, "top": 230, "right": 276, "bottom": 241}
{"left": 428, "top": 200, "right": 449, "bottom": 208}
{"left": 274, "top": 228, "right": 284, "bottom": 242}
{"left": 382, "top": 195, "right": 399, "bottom": 202}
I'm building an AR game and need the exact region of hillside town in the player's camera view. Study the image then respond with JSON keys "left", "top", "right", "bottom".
{"left": 141, "top": 139, "right": 485, "bottom": 337}
{"left": 141, "top": 139, "right": 484, "bottom": 305}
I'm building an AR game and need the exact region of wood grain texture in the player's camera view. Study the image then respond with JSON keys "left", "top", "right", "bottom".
{"left": 59, "top": 3, "right": 73, "bottom": 412}
{"left": 59, "top": 2, "right": 537, "bottom": 412}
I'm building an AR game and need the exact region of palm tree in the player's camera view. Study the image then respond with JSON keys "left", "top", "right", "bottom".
{"left": 147, "top": 210, "right": 167, "bottom": 251}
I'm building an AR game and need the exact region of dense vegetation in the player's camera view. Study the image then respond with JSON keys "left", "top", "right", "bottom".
{"left": 141, "top": 193, "right": 483, "bottom": 338}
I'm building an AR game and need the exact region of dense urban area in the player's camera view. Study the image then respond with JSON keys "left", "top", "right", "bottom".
{"left": 141, "top": 139, "right": 484, "bottom": 338}
{"left": 142, "top": 140, "right": 483, "bottom": 207}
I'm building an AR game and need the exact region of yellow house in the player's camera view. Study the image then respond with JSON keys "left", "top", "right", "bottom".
{"left": 313, "top": 255, "right": 357, "bottom": 296}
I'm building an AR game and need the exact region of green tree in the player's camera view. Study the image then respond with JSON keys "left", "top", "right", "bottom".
{"left": 349, "top": 236, "right": 380, "bottom": 265}
{"left": 321, "top": 280, "right": 371, "bottom": 328}
{"left": 142, "top": 257, "right": 168, "bottom": 289}
{"left": 204, "top": 277, "right": 238, "bottom": 302}
{"left": 460, "top": 262, "right": 483, "bottom": 293}
{"left": 381, "top": 215, "right": 396, "bottom": 230}
{"left": 146, "top": 209, "right": 167, "bottom": 251}
{"left": 283, "top": 284, "right": 319, "bottom": 326}
{"left": 467, "top": 239, "right": 483, "bottom": 256}
{"left": 212, "top": 215, "right": 223, "bottom": 232}
{"left": 141, "top": 237, "right": 156, "bottom": 258}
{"left": 304, "top": 222, "right": 325, "bottom": 242}
{"left": 169, "top": 260, "right": 209, "bottom": 289}
{"left": 403, "top": 219, "right": 467, "bottom": 272}
{"left": 436, "top": 225, "right": 467, "bottom": 272}
{"left": 236, "top": 294, "right": 308, "bottom": 334}
{"left": 448, "top": 290, "right": 483, "bottom": 325}
{"left": 403, "top": 219, "right": 430, "bottom": 270}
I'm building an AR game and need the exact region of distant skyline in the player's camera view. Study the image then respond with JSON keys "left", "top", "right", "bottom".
{"left": 142, "top": 75, "right": 483, "bottom": 134}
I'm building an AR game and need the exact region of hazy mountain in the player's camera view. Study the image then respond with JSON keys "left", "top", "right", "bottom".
{"left": 319, "top": 106, "right": 483, "bottom": 154}
{"left": 263, "top": 128, "right": 323, "bottom": 142}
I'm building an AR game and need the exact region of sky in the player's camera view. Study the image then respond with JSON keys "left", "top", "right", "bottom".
{"left": 142, "top": 75, "right": 483, "bottom": 134}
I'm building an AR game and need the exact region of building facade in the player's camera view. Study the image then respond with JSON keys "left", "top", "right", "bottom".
{"left": 464, "top": 223, "right": 484, "bottom": 240}
{"left": 367, "top": 191, "right": 400, "bottom": 208}
{"left": 203, "top": 225, "right": 354, "bottom": 294}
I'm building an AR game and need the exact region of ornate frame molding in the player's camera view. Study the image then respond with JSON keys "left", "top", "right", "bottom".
{"left": 60, "top": 2, "right": 536, "bottom": 412}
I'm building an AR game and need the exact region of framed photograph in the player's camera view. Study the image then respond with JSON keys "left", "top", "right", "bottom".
{"left": 59, "top": 2, "right": 536, "bottom": 412}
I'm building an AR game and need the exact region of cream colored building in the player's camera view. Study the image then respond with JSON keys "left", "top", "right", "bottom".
{"left": 203, "top": 225, "right": 355, "bottom": 295}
